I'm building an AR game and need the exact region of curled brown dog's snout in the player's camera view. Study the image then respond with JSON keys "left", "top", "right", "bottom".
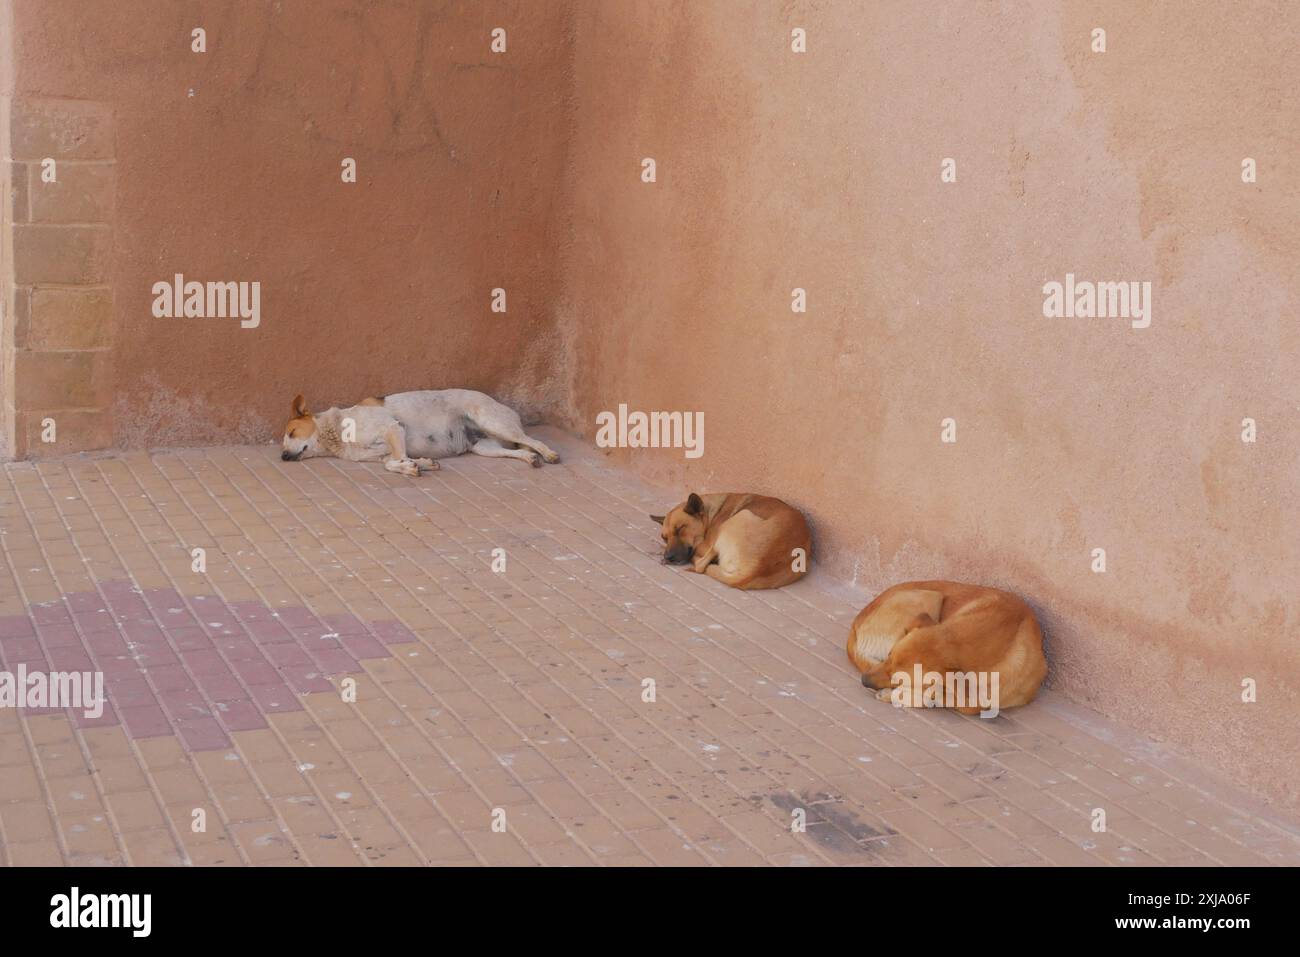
{"left": 664, "top": 545, "right": 693, "bottom": 565}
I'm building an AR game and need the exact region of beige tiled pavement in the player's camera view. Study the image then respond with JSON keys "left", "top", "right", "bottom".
{"left": 1, "top": 429, "right": 1298, "bottom": 866}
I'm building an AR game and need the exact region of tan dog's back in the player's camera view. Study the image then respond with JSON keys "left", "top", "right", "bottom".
{"left": 846, "top": 587, "right": 945, "bottom": 664}
{"left": 703, "top": 493, "right": 811, "bottom": 590}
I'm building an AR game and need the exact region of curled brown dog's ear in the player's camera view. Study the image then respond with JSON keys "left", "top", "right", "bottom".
{"left": 649, "top": 514, "right": 666, "bottom": 525}
{"left": 292, "top": 394, "right": 309, "bottom": 417}
{"left": 684, "top": 493, "right": 704, "bottom": 516}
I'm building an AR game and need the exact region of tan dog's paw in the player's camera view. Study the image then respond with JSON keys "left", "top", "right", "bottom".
{"left": 528, "top": 452, "right": 542, "bottom": 468}
{"left": 874, "top": 687, "right": 893, "bottom": 704}
{"left": 690, "top": 548, "right": 719, "bottom": 574}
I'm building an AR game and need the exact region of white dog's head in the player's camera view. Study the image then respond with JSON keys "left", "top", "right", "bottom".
{"left": 281, "top": 394, "right": 320, "bottom": 461}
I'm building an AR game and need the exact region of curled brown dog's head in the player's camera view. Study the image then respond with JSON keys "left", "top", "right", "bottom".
{"left": 281, "top": 394, "right": 318, "bottom": 461}
{"left": 650, "top": 492, "right": 707, "bottom": 565}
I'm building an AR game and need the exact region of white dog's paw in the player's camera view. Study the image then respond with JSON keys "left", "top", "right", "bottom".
{"left": 385, "top": 458, "right": 420, "bottom": 477}
{"left": 527, "top": 452, "right": 542, "bottom": 468}
{"left": 414, "top": 457, "right": 439, "bottom": 471}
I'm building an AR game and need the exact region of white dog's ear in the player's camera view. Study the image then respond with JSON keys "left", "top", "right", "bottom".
{"left": 649, "top": 513, "right": 666, "bottom": 525}
{"left": 292, "top": 394, "right": 309, "bottom": 417}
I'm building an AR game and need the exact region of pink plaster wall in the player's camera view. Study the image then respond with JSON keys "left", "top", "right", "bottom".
{"left": 7, "top": 0, "right": 576, "bottom": 446}
{"left": 557, "top": 1, "right": 1300, "bottom": 808}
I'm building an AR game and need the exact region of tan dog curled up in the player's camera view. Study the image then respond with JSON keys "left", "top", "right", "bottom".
{"left": 847, "top": 580, "right": 1047, "bottom": 715}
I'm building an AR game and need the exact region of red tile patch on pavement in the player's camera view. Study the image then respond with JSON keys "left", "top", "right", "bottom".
{"left": 1, "top": 584, "right": 415, "bottom": 751}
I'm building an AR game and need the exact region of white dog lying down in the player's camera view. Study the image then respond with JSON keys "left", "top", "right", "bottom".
{"left": 280, "top": 389, "right": 560, "bottom": 476}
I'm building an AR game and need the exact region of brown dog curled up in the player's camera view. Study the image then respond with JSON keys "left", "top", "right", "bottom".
{"left": 651, "top": 492, "right": 811, "bottom": 590}
{"left": 847, "top": 580, "right": 1047, "bottom": 716}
